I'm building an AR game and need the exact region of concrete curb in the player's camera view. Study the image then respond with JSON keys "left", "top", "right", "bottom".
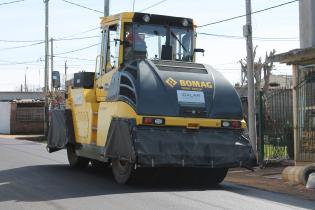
{"left": 282, "top": 164, "right": 315, "bottom": 185}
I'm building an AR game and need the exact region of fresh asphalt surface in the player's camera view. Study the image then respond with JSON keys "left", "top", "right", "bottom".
{"left": 0, "top": 138, "right": 314, "bottom": 210}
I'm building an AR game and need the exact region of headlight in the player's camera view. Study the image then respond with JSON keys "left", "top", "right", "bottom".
{"left": 143, "top": 14, "right": 151, "bottom": 23}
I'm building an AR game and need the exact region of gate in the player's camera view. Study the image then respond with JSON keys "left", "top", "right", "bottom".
{"left": 296, "top": 68, "right": 315, "bottom": 162}
{"left": 259, "top": 89, "right": 294, "bottom": 164}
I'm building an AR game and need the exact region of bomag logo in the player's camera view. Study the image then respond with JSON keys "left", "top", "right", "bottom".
{"left": 179, "top": 80, "right": 213, "bottom": 89}
{"left": 165, "top": 77, "right": 177, "bottom": 88}
{"left": 165, "top": 77, "right": 213, "bottom": 89}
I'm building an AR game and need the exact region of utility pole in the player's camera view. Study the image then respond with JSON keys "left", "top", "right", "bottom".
{"left": 244, "top": 0, "right": 257, "bottom": 158}
{"left": 50, "top": 38, "right": 54, "bottom": 90}
{"left": 44, "top": 0, "right": 49, "bottom": 135}
{"left": 38, "top": 69, "right": 41, "bottom": 91}
{"left": 104, "top": 0, "right": 109, "bottom": 16}
{"left": 132, "top": 0, "right": 136, "bottom": 12}
{"left": 64, "top": 61, "right": 68, "bottom": 90}
{"left": 24, "top": 66, "right": 28, "bottom": 92}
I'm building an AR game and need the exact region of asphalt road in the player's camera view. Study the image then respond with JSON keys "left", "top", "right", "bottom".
{"left": 0, "top": 138, "right": 314, "bottom": 210}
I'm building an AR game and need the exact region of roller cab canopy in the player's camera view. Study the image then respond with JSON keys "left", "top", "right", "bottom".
{"left": 96, "top": 12, "right": 197, "bottom": 74}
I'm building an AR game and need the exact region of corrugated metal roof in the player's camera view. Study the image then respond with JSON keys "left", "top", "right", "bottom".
{"left": 11, "top": 100, "right": 44, "bottom": 104}
{"left": 273, "top": 47, "right": 315, "bottom": 65}
{"left": 0, "top": 92, "right": 44, "bottom": 102}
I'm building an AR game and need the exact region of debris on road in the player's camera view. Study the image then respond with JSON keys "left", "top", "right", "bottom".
{"left": 306, "top": 173, "right": 315, "bottom": 189}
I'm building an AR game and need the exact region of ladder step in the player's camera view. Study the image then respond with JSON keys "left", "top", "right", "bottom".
{"left": 93, "top": 112, "right": 98, "bottom": 115}
{"left": 92, "top": 126, "right": 98, "bottom": 131}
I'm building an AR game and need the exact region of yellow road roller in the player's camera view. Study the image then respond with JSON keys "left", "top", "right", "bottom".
{"left": 47, "top": 12, "right": 255, "bottom": 185}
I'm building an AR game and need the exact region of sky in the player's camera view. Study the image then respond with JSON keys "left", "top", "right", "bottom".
{"left": 0, "top": 0, "right": 300, "bottom": 91}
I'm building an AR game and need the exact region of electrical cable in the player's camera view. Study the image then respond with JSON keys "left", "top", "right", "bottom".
{"left": 197, "top": 0, "right": 299, "bottom": 28}
{"left": 0, "top": 41, "right": 44, "bottom": 51}
{"left": 0, "top": 39, "right": 42, "bottom": 43}
{"left": 138, "top": 0, "right": 168, "bottom": 12}
{"left": 0, "top": 59, "right": 41, "bottom": 66}
{"left": 0, "top": 35, "right": 99, "bottom": 44}
{"left": 54, "top": 43, "right": 99, "bottom": 55}
{"left": 54, "top": 35, "right": 99, "bottom": 41}
{"left": 197, "top": 32, "right": 299, "bottom": 41}
{"left": 0, "top": 0, "right": 24, "bottom": 6}
{"left": 53, "top": 55, "right": 95, "bottom": 62}
{"left": 56, "top": 26, "right": 99, "bottom": 40}
{"left": 61, "top": 0, "right": 102, "bottom": 14}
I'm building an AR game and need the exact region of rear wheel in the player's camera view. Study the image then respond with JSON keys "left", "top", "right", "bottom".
{"left": 112, "top": 159, "right": 135, "bottom": 184}
{"left": 66, "top": 145, "right": 90, "bottom": 168}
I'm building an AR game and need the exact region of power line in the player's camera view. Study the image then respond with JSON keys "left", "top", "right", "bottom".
{"left": 57, "top": 26, "right": 99, "bottom": 40}
{"left": 55, "top": 43, "right": 99, "bottom": 55}
{"left": 54, "top": 55, "right": 95, "bottom": 62}
{"left": 198, "top": 32, "right": 299, "bottom": 41}
{"left": 61, "top": 0, "right": 102, "bottom": 14}
{"left": 0, "top": 36, "right": 99, "bottom": 52}
{"left": 0, "top": 39, "right": 42, "bottom": 43}
{"left": 54, "top": 35, "right": 99, "bottom": 41}
{"left": 1, "top": 32, "right": 297, "bottom": 45}
{"left": 0, "top": 41, "right": 44, "bottom": 51}
{"left": 212, "top": 61, "right": 239, "bottom": 66}
{"left": 0, "top": 59, "right": 41, "bottom": 66}
{"left": 0, "top": 0, "right": 25, "bottom": 6}
{"left": 138, "top": 0, "right": 168, "bottom": 12}
{"left": 0, "top": 35, "right": 99, "bottom": 44}
{"left": 197, "top": 0, "right": 299, "bottom": 28}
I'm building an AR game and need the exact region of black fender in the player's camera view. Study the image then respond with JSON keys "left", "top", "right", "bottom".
{"left": 47, "top": 109, "right": 68, "bottom": 153}
{"left": 65, "top": 109, "right": 76, "bottom": 145}
{"left": 104, "top": 118, "right": 137, "bottom": 162}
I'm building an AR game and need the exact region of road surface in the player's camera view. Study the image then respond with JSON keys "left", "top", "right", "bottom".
{"left": 0, "top": 138, "right": 314, "bottom": 210}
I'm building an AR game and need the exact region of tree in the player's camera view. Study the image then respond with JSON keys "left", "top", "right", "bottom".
{"left": 262, "top": 49, "right": 276, "bottom": 96}
{"left": 239, "top": 47, "right": 276, "bottom": 96}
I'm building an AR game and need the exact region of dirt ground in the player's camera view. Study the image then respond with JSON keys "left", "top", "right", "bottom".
{"left": 226, "top": 166, "right": 315, "bottom": 201}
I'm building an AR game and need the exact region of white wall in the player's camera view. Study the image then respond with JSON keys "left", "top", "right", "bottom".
{"left": 0, "top": 102, "right": 11, "bottom": 134}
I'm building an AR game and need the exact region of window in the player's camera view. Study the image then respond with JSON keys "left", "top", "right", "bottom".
{"left": 95, "top": 29, "right": 106, "bottom": 77}
{"left": 105, "top": 24, "right": 120, "bottom": 72}
{"left": 123, "top": 23, "right": 193, "bottom": 62}
{"left": 170, "top": 27, "right": 193, "bottom": 61}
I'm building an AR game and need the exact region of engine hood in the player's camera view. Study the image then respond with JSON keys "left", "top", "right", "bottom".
{"left": 107, "top": 59, "right": 243, "bottom": 119}
{"left": 136, "top": 60, "right": 242, "bottom": 119}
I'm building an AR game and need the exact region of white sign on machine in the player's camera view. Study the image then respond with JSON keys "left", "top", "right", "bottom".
{"left": 177, "top": 90, "right": 205, "bottom": 105}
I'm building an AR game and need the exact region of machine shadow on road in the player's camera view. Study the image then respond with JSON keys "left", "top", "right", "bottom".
{"left": 0, "top": 164, "right": 313, "bottom": 209}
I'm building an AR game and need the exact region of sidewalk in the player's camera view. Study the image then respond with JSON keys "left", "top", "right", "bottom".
{"left": 0, "top": 134, "right": 46, "bottom": 142}
{"left": 226, "top": 166, "right": 315, "bottom": 201}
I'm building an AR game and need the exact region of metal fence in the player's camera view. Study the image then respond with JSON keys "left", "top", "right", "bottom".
{"left": 296, "top": 67, "right": 315, "bottom": 162}
{"left": 259, "top": 89, "right": 294, "bottom": 164}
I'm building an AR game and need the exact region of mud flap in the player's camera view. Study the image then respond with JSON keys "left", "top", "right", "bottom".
{"left": 133, "top": 127, "right": 255, "bottom": 168}
{"left": 47, "top": 110, "right": 67, "bottom": 153}
{"left": 104, "top": 118, "right": 136, "bottom": 162}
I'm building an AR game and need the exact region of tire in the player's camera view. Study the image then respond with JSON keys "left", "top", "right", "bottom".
{"left": 66, "top": 145, "right": 90, "bottom": 168}
{"left": 112, "top": 159, "right": 135, "bottom": 184}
